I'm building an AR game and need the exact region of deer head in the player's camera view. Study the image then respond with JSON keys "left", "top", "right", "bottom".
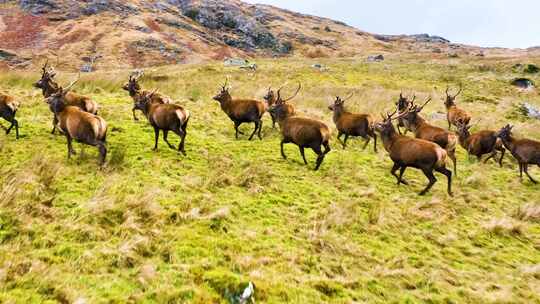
{"left": 396, "top": 92, "right": 415, "bottom": 112}
{"left": 275, "top": 82, "right": 301, "bottom": 105}
{"left": 444, "top": 85, "right": 463, "bottom": 108}
{"left": 496, "top": 124, "right": 513, "bottom": 141}
{"left": 328, "top": 92, "right": 353, "bottom": 112}
{"left": 34, "top": 60, "right": 59, "bottom": 91}
{"left": 402, "top": 96, "right": 432, "bottom": 129}
{"left": 134, "top": 88, "right": 158, "bottom": 111}
{"left": 46, "top": 73, "right": 80, "bottom": 113}
{"left": 213, "top": 78, "right": 232, "bottom": 103}
{"left": 123, "top": 70, "right": 144, "bottom": 96}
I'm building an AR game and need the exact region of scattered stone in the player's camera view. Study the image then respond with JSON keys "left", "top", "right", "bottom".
{"left": 367, "top": 54, "right": 384, "bottom": 62}
{"left": 512, "top": 78, "right": 535, "bottom": 89}
{"left": 311, "top": 63, "right": 329, "bottom": 71}
{"left": 224, "top": 58, "right": 249, "bottom": 67}
{"left": 519, "top": 102, "right": 540, "bottom": 119}
{"left": 448, "top": 53, "right": 459, "bottom": 58}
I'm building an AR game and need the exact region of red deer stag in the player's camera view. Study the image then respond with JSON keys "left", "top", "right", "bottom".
{"left": 328, "top": 93, "right": 377, "bottom": 151}
{"left": 268, "top": 85, "right": 331, "bottom": 171}
{"left": 456, "top": 121, "right": 505, "bottom": 166}
{"left": 395, "top": 92, "right": 415, "bottom": 135}
{"left": 122, "top": 70, "right": 170, "bottom": 120}
{"left": 46, "top": 75, "right": 108, "bottom": 165}
{"left": 444, "top": 85, "right": 471, "bottom": 130}
{"left": 213, "top": 78, "right": 266, "bottom": 140}
{"left": 497, "top": 124, "right": 540, "bottom": 183}
{"left": 0, "top": 92, "right": 20, "bottom": 139}
{"left": 402, "top": 97, "right": 458, "bottom": 175}
{"left": 134, "top": 89, "right": 190, "bottom": 155}
{"left": 34, "top": 61, "right": 98, "bottom": 133}
{"left": 374, "top": 110, "right": 452, "bottom": 196}
{"left": 263, "top": 84, "right": 298, "bottom": 129}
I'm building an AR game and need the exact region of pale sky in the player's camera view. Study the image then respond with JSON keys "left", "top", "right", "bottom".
{"left": 244, "top": 0, "right": 540, "bottom": 49}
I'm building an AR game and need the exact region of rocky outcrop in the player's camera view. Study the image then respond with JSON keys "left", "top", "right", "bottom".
{"left": 374, "top": 33, "right": 450, "bottom": 44}
{"left": 19, "top": 0, "right": 140, "bottom": 20}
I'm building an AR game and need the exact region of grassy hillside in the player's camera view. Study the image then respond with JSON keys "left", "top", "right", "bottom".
{"left": 0, "top": 56, "right": 539, "bottom": 303}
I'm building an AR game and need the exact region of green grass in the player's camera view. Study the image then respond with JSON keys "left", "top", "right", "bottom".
{"left": 0, "top": 56, "right": 539, "bottom": 303}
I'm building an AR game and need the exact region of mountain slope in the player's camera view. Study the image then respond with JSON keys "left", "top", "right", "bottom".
{"left": 1, "top": 0, "right": 521, "bottom": 70}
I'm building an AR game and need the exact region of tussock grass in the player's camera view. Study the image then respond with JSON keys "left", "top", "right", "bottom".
{"left": 0, "top": 56, "right": 539, "bottom": 303}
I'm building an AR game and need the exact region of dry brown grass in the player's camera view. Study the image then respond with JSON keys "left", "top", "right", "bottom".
{"left": 514, "top": 203, "right": 540, "bottom": 222}
{"left": 483, "top": 217, "right": 525, "bottom": 236}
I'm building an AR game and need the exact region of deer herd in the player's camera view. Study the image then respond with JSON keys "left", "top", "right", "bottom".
{"left": 1, "top": 61, "right": 540, "bottom": 196}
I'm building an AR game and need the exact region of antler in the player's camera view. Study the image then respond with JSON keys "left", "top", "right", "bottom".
{"left": 417, "top": 96, "right": 432, "bottom": 111}
{"left": 63, "top": 73, "right": 80, "bottom": 92}
{"left": 410, "top": 94, "right": 416, "bottom": 103}
{"left": 445, "top": 86, "right": 450, "bottom": 97}
{"left": 222, "top": 77, "right": 230, "bottom": 90}
{"left": 282, "top": 82, "right": 302, "bottom": 102}
{"left": 41, "top": 59, "right": 49, "bottom": 74}
{"left": 453, "top": 84, "right": 463, "bottom": 98}
{"left": 130, "top": 70, "right": 143, "bottom": 81}
{"left": 342, "top": 91, "right": 354, "bottom": 102}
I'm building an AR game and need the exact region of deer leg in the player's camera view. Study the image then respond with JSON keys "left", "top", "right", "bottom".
{"left": 448, "top": 120, "right": 452, "bottom": 130}
{"left": 484, "top": 151, "right": 496, "bottom": 164}
{"left": 153, "top": 127, "right": 160, "bottom": 151}
{"left": 163, "top": 130, "right": 176, "bottom": 150}
{"left": 342, "top": 134, "right": 350, "bottom": 149}
{"left": 132, "top": 107, "right": 139, "bottom": 121}
{"left": 313, "top": 145, "right": 325, "bottom": 171}
{"left": 5, "top": 118, "right": 14, "bottom": 135}
{"left": 398, "top": 166, "right": 409, "bottom": 185}
{"left": 13, "top": 117, "right": 19, "bottom": 139}
{"left": 498, "top": 148, "right": 505, "bottom": 167}
{"left": 234, "top": 122, "right": 243, "bottom": 139}
{"left": 66, "top": 134, "right": 75, "bottom": 159}
{"left": 248, "top": 121, "right": 259, "bottom": 141}
{"left": 257, "top": 119, "right": 263, "bottom": 140}
{"left": 448, "top": 149, "right": 457, "bottom": 177}
{"left": 97, "top": 141, "right": 107, "bottom": 166}
{"left": 178, "top": 121, "right": 188, "bottom": 155}
{"left": 281, "top": 139, "right": 288, "bottom": 159}
{"left": 51, "top": 115, "right": 58, "bottom": 134}
{"left": 372, "top": 132, "right": 378, "bottom": 153}
{"left": 362, "top": 135, "right": 371, "bottom": 150}
{"left": 419, "top": 168, "right": 437, "bottom": 196}
{"left": 519, "top": 163, "right": 524, "bottom": 180}
{"left": 391, "top": 163, "right": 409, "bottom": 185}
{"left": 435, "top": 166, "right": 453, "bottom": 196}
{"left": 298, "top": 146, "right": 308, "bottom": 165}
{"left": 337, "top": 132, "right": 344, "bottom": 145}
{"left": 523, "top": 164, "right": 538, "bottom": 184}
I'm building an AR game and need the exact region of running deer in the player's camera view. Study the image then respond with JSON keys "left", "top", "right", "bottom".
{"left": 134, "top": 89, "right": 190, "bottom": 155}
{"left": 497, "top": 124, "right": 540, "bottom": 183}
{"left": 267, "top": 85, "right": 331, "bottom": 171}
{"left": 122, "top": 70, "right": 170, "bottom": 120}
{"left": 402, "top": 97, "right": 458, "bottom": 175}
{"left": 328, "top": 93, "right": 377, "bottom": 151}
{"left": 0, "top": 92, "right": 20, "bottom": 139}
{"left": 395, "top": 92, "right": 415, "bottom": 135}
{"left": 444, "top": 85, "right": 471, "bottom": 130}
{"left": 34, "top": 61, "right": 98, "bottom": 133}
{"left": 45, "top": 75, "right": 108, "bottom": 165}
{"left": 213, "top": 78, "right": 266, "bottom": 140}
{"left": 263, "top": 84, "right": 298, "bottom": 129}
{"left": 374, "top": 110, "right": 452, "bottom": 196}
{"left": 456, "top": 121, "right": 505, "bottom": 166}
